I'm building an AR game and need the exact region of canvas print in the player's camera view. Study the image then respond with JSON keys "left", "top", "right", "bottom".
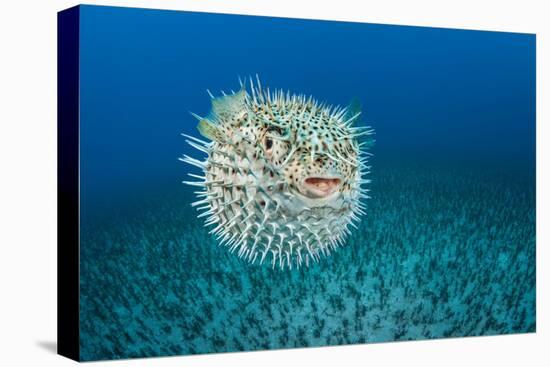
{"left": 57, "top": 5, "right": 536, "bottom": 362}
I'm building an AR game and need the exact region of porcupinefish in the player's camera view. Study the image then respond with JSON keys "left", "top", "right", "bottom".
{"left": 181, "top": 77, "right": 373, "bottom": 269}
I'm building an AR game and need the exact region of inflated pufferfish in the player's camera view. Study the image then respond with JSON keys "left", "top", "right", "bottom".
{"left": 181, "top": 78, "right": 373, "bottom": 269}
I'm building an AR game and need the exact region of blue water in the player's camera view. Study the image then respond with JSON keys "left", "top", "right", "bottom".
{"left": 76, "top": 5, "right": 536, "bottom": 361}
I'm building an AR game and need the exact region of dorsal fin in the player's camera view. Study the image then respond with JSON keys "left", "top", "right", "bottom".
{"left": 210, "top": 87, "right": 247, "bottom": 121}
{"left": 192, "top": 88, "right": 248, "bottom": 142}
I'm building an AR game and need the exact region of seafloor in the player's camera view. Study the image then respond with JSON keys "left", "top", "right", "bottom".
{"left": 79, "top": 162, "right": 535, "bottom": 361}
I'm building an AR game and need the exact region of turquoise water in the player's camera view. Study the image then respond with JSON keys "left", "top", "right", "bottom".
{"left": 75, "top": 5, "right": 535, "bottom": 361}
{"left": 79, "top": 160, "right": 535, "bottom": 360}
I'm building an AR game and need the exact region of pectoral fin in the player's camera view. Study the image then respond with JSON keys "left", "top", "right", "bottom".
{"left": 197, "top": 118, "right": 222, "bottom": 142}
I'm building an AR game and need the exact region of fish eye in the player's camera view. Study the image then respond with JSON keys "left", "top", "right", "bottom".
{"left": 265, "top": 137, "right": 273, "bottom": 151}
{"left": 264, "top": 125, "right": 285, "bottom": 153}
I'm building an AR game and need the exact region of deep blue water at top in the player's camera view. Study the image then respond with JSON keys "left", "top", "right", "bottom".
{"left": 79, "top": 5, "right": 535, "bottom": 213}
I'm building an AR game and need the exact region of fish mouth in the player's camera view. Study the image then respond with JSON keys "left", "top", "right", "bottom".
{"left": 301, "top": 176, "right": 342, "bottom": 199}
